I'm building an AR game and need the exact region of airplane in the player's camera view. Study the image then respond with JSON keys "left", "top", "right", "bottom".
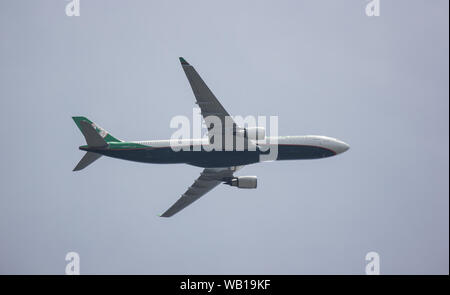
{"left": 72, "top": 57, "right": 350, "bottom": 217}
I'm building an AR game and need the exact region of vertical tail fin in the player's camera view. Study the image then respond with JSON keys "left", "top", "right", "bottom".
{"left": 72, "top": 116, "right": 121, "bottom": 143}
{"left": 77, "top": 120, "right": 108, "bottom": 148}
{"left": 72, "top": 116, "right": 120, "bottom": 171}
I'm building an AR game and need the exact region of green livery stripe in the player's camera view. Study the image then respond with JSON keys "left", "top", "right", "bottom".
{"left": 108, "top": 142, "right": 149, "bottom": 150}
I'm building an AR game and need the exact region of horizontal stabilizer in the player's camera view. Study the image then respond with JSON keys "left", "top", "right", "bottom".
{"left": 73, "top": 152, "right": 102, "bottom": 171}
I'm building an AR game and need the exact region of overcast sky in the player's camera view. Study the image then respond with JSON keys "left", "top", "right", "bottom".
{"left": 0, "top": 0, "right": 448, "bottom": 274}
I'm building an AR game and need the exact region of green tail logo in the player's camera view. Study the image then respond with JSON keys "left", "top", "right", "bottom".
{"left": 72, "top": 116, "right": 121, "bottom": 143}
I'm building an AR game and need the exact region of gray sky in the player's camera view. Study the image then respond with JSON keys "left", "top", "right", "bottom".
{"left": 0, "top": 0, "right": 448, "bottom": 274}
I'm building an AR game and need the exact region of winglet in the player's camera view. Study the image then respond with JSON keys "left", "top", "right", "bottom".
{"left": 179, "top": 57, "right": 190, "bottom": 65}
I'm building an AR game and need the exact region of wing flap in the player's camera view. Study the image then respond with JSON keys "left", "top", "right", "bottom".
{"left": 179, "top": 57, "right": 238, "bottom": 136}
{"left": 160, "top": 179, "right": 220, "bottom": 217}
{"left": 160, "top": 166, "right": 241, "bottom": 217}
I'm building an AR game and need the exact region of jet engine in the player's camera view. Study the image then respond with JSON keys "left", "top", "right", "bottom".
{"left": 225, "top": 176, "right": 257, "bottom": 189}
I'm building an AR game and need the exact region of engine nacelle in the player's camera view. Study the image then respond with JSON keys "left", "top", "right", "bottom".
{"left": 245, "top": 127, "right": 266, "bottom": 140}
{"left": 226, "top": 176, "right": 257, "bottom": 189}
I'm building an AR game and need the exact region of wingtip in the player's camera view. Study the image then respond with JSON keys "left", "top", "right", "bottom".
{"left": 179, "top": 57, "right": 189, "bottom": 65}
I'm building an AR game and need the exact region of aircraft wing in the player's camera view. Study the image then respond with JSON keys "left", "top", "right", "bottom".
{"left": 179, "top": 57, "right": 239, "bottom": 136}
{"left": 160, "top": 166, "right": 241, "bottom": 217}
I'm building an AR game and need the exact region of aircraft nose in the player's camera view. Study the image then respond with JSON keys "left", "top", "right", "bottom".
{"left": 334, "top": 140, "right": 350, "bottom": 154}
